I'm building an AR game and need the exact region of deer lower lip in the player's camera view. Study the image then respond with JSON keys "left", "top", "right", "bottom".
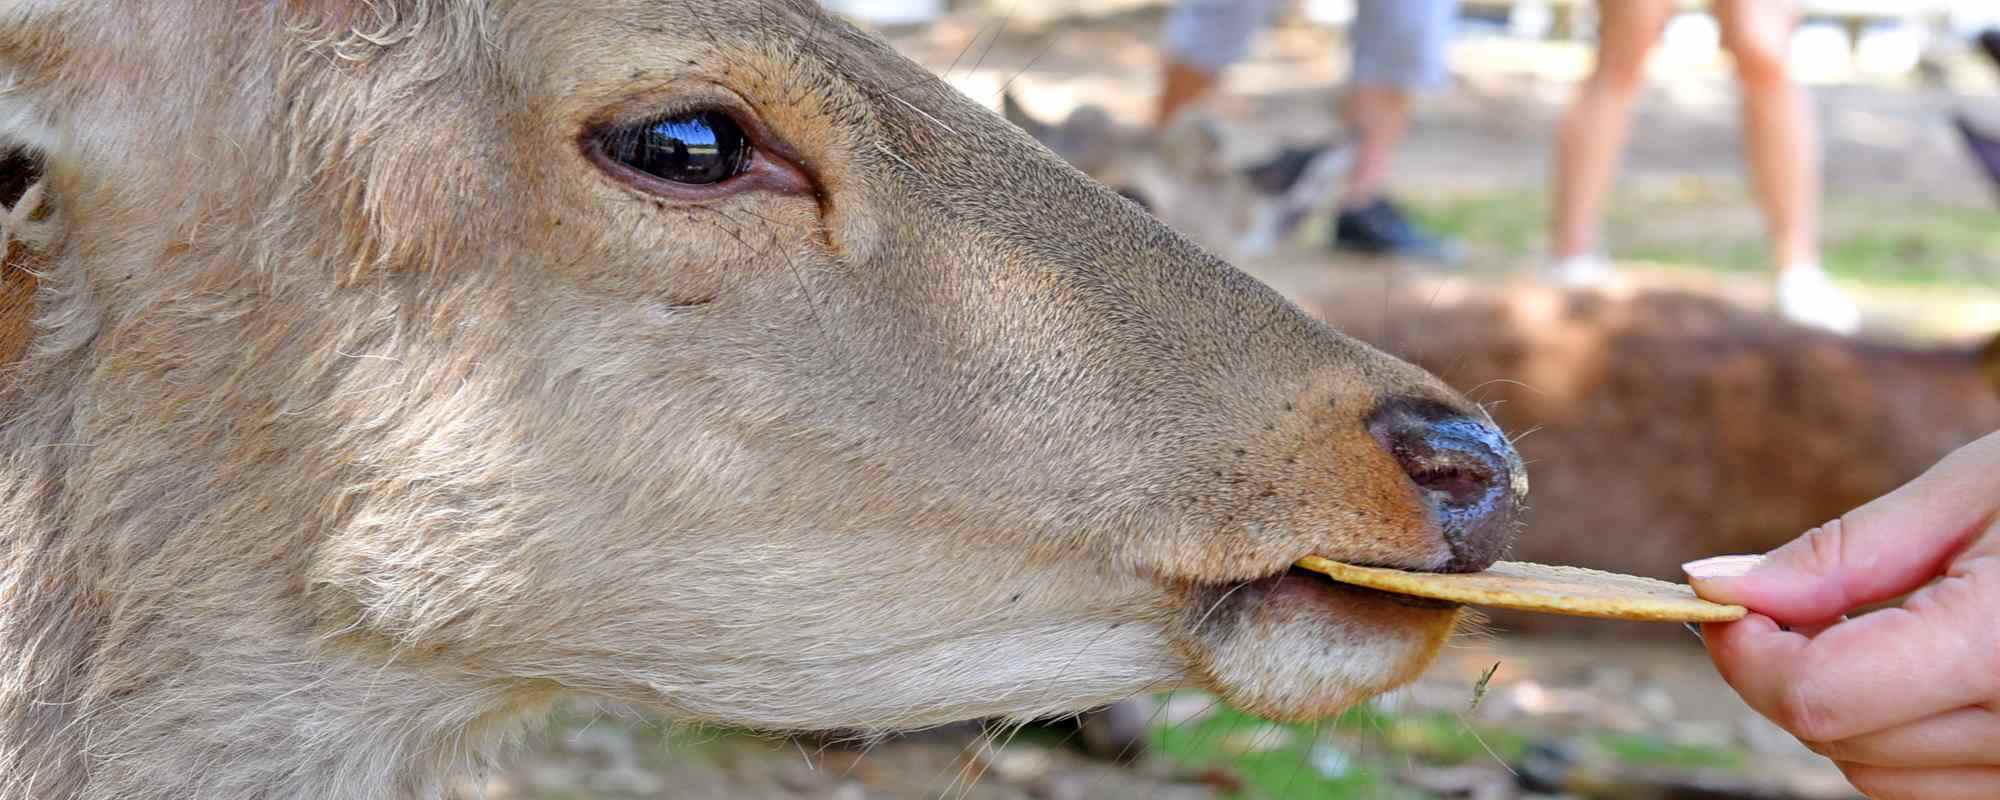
{"left": 1173, "top": 561, "right": 1464, "bottom": 641}
{"left": 1278, "top": 565, "right": 1461, "bottom": 611}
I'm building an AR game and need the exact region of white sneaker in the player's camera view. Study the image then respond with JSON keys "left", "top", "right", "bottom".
{"left": 1774, "top": 266, "right": 1861, "bottom": 334}
{"left": 1545, "top": 253, "right": 1617, "bottom": 288}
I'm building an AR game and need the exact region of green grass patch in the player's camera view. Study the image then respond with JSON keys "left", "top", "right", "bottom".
{"left": 1147, "top": 703, "right": 1394, "bottom": 799}
{"left": 1406, "top": 187, "right": 2000, "bottom": 289}
{"left": 1144, "top": 699, "right": 1530, "bottom": 799}
{"left": 1407, "top": 190, "right": 1549, "bottom": 259}
{"left": 1820, "top": 205, "right": 2000, "bottom": 287}
{"left": 1143, "top": 694, "right": 1750, "bottom": 799}
{"left": 1593, "top": 731, "right": 1743, "bottom": 771}
{"left": 1331, "top": 704, "right": 1530, "bottom": 765}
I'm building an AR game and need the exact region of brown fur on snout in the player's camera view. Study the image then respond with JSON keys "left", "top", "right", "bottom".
{"left": 1315, "top": 280, "right": 2000, "bottom": 639}
{"left": 1134, "top": 360, "right": 1481, "bottom": 585}
{"left": 0, "top": 3, "right": 1504, "bottom": 798}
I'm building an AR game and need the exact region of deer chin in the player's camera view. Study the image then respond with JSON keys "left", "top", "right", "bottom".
{"left": 1169, "top": 566, "right": 1464, "bottom": 722}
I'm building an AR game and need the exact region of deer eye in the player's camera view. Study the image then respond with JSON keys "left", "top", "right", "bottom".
{"left": 599, "top": 111, "right": 751, "bottom": 186}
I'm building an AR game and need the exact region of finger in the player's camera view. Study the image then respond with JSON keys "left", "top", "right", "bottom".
{"left": 1811, "top": 706, "right": 2000, "bottom": 768}
{"left": 1838, "top": 764, "right": 2000, "bottom": 800}
{"left": 1704, "top": 595, "right": 1996, "bottom": 742}
{"left": 1702, "top": 612, "right": 1809, "bottom": 723}
{"left": 1686, "top": 431, "right": 2000, "bottom": 624}
{"left": 1786, "top": 614, "right": 1846, "bottom": 639}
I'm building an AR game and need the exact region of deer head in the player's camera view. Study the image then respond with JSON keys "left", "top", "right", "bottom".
{"left": 0, "top": 3, "right": 1523, "bottom": 798}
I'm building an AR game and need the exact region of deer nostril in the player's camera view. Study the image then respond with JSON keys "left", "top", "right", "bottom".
{"left": 1367, "top": 398, "right": 1527, "bottom": 573}
{"left": 1404, "top": 458, "right": 1498, "bottom": 510}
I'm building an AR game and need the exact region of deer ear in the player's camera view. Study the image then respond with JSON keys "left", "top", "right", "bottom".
{"left": 1001, "top": 91, "right": 1054, "bottom": 142}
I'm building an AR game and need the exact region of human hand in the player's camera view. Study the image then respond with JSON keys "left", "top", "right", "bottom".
{"left": 1684, "top": 431, "right": 2000, "bottom": 799}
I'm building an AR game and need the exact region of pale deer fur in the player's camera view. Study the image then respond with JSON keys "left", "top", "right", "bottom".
{"left": 0, "top": 2, "right": 1522, "bottom": 799}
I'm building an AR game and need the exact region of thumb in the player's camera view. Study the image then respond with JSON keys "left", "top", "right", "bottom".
{"left": 1684, "top": 433, "right": 2000, "bottom": 625}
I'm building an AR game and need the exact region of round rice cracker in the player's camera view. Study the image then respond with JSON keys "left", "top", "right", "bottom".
{"left": 1295, "top": 556, "right": 1747, "bottom": 623}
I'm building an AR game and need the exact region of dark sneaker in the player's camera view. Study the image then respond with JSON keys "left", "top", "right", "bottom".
{"left": 1333, "top": 197, "right": 1461, "bottom": 263}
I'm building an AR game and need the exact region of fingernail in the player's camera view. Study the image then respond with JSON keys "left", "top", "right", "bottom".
{"left": 1682, "top": 554, "right": 1763, "bottom": 580}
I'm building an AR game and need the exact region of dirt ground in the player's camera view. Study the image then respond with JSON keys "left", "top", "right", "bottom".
{"left": 482, "top": 8, "right": 1998, "bottom": 798}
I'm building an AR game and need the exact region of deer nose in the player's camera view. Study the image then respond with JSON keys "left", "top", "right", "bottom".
{"left": 1367, "top": 398, "right": 1527, "bottom": 573}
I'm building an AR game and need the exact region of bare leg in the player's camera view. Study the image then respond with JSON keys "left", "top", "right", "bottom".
{"left": 1549, "top": 0, "right": 1676, "bottom": 262}
{"left": 1338, "top": 85, "right": 1411, "bottom": 210}
{"left": 1328, "top": 0, "right": 1461, "bottom": 263}
{"left": 1153, "top": 0, "right": 1277, "bottom": 128}
{"left": 1715, "top": 0, "right": 1819, "bottom": 271}
{"left": 1716, "top": 0, "right": 1854, "bottom": 332}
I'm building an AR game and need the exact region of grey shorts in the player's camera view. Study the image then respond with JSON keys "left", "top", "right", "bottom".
{"left": 1163, "top": 0, "right": 1458, "bottom": 91}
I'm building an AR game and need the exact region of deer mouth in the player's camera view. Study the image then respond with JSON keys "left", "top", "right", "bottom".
{"left": 1167, "top": 556, "right": 1469, "bottom": 722}
{"left": 1275, "top": 564, "right": 1460, "bottom": 611}
{"left": 1178, "top": 558, "right": 1466, "bottom": 636}
{"left": 1186, "top": 563, "right": 1462, "bottom": 626}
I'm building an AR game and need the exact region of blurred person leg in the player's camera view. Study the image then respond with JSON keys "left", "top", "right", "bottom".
{"left": 1331, "top": 0, "right": 1462, "bottom": 263}
{"left": 1546, "top": 0, "right": 1675, "bottom": 286}
{"left": 1154, "top": 0, "right": 1283, "bottom": 126}
{"left": 1716, "top": 0, "right": 1855, "bottom": 334}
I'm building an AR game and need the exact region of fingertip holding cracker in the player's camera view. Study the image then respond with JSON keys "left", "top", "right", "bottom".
{"left": 1294, "top": 556, "right": 1747, "bottom": 623}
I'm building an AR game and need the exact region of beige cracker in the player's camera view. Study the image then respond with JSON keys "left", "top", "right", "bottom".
{"left": 1295, "top": 557, "right": 1748, "bottom": 623}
